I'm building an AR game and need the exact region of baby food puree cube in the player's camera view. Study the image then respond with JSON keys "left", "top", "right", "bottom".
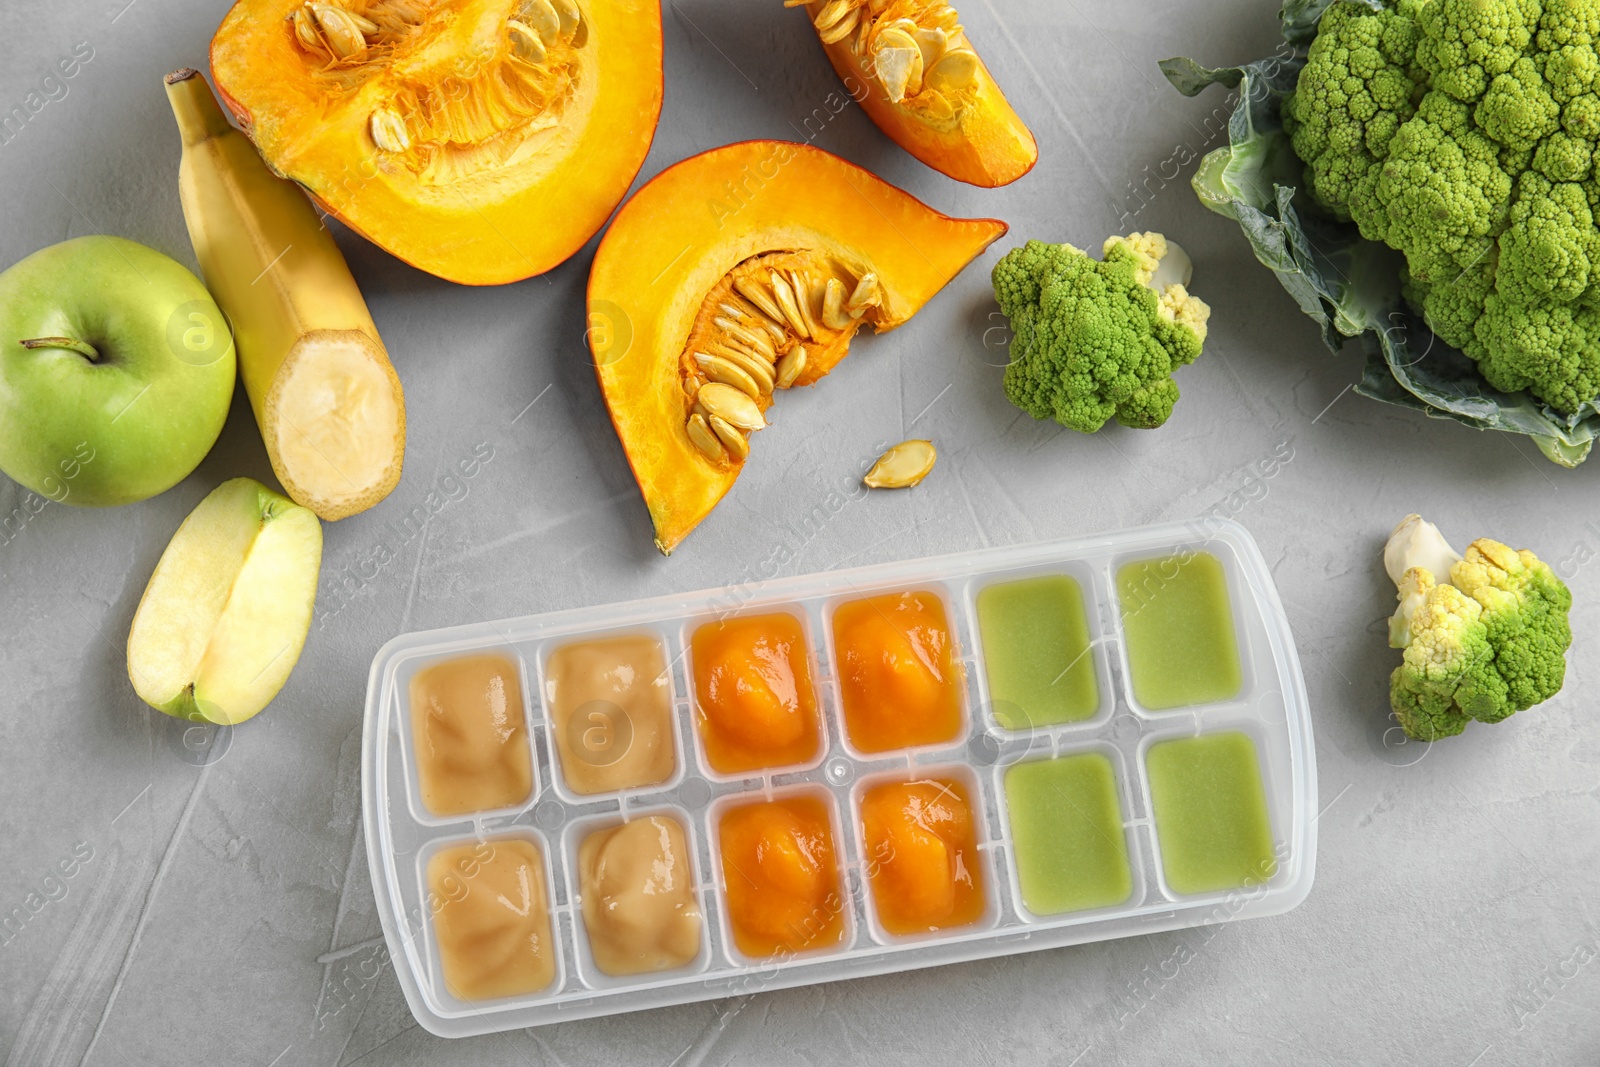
{"left": 717, "top": 794, "right": 845, "bottom": 958}
{"left": 1146, "top": 731, "right": 1277, "bottom": 895}
{"left": 691, "top": 612, "right": 821, "bottom": 774}
{"left": 1117, "top": 551, "right": 1243, "bottom": 710}
{"left": 544, "top": 633, "right": 676, "bottom": 795}
{"left": 861, "top": 776, "right": 987, "bottom": 936}
{"left": 832, "top": 590, "right": 963, "bottom": 753}
{"left": 428, "top": 837, "right": 556, "bottom": 1000}
{"left": 977, "top": 574, "right": 1099, "bottom": 729}
{"left": 1003, "top": 752, "right": 1132, "bottom": 915}
{"left": 579, "top": 814, "right": 703, "bottom": 977}
{"left": 409, "top": 653, "right": 534, "bottom": 817}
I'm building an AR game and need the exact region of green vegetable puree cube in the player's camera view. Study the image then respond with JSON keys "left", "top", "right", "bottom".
{"left": 1117, "top": 551, "right": 1242, "bottom": 710}
{"left": 1003, "top": 752, "right": 1132, "bottom": 915}
{"left": 977, "top": 575, "right": 1098, "bottom": 729}
{"left": 1146, "top": 731, "right": 1277, "bottom": 895}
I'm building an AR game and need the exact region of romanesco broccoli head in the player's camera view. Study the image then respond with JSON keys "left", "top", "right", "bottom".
{"left": 991, "top": 234, "right": 1210, "bottom": 433}
{"left": 1291, "top": 0, "right": 1600, "bottom": 415}
{"left": 1384, "top": 516, "right": 1573, "bottom": 741}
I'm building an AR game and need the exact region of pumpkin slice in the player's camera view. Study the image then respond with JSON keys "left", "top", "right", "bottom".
{"left": 789, "top": 0, "right": 1036, "bottom": 187}
{"left": 588, "top": 141, "right": 1006, "bottom": 554}
{"left": 209, "top": 0, "right": 663, "bottom": 285}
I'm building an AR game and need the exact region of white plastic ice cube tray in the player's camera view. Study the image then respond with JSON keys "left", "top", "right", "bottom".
{"left": 361, "top": 518, "right": 1316, "bottom": 1037}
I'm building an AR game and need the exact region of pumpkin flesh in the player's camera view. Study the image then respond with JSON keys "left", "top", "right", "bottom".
{"left": 588, "top": 141, "right": 1007, "bottom": 554}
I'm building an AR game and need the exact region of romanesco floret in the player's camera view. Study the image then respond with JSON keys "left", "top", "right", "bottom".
{"left": 991, "top": 234, "right": 1210, "bottom": 433}
{"left": 1287, "top": 0, "right": 1600, "bottom": 416}
{"left": 1384, "top": 515, "right": 1572, "bottom": 740}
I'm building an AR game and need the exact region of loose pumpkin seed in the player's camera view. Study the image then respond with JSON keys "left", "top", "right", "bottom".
{"left": 709, "top": 415, "right": 750, "bottom": 459}
{"left": 776, "top": 346, "right": 807, "bottom": 389}
{"left": 695, "top": 351, "right": 762, "bottom": 400}
{"left": 768, "top": 271, "right": 812, "bottom": 339}
{"left": 370, "top": 107, "right": 411, "bottom": 152}
{"left": 687, "top": 413, "right": 726, "bottom": 462}
{"left": 864, "top": 439, "right": 936, "bottom": 488}
{"left": 698, "top": 382, "right": 766, "bottom": 430}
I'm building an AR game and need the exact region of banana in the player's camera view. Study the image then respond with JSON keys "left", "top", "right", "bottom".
{"left": 164, "top": 68, "right": 404, "bottom": 521}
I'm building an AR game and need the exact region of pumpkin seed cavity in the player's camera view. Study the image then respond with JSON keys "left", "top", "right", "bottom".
{"left": 677, "top": 250, "right": 885, "bottom": 469}
{"left": 784, "top": 0, "right": 978, "bottom": 119}
{"left": 287, "top": 0, "right": 588, "bottom": 184}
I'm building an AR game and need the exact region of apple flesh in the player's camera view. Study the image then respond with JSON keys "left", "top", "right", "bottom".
{"left": 127, "top": 477, "right": 321, "bottom": 725}
{"left": 0, "top": 236, "right": 235, "bottom": 506}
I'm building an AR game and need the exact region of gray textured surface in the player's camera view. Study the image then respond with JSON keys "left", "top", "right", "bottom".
{"left": 1, "top": 1, "right": 1597, "bottom": 1065}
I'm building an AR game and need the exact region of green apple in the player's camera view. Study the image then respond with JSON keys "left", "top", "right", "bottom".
{"left": 127, "top": 477, "right": 322, "bottom": 725}
{"left": 0, "top": 235, "right": 235, "bottom": 506}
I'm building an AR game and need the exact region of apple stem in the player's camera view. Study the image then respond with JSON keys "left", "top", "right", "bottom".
{"left": 20, "top": 336, "right": 100, "bottom": 361}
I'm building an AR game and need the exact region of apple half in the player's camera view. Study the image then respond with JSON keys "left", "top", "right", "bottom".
{"left": 127, "top": 477, "right": 322, "bottom": 725}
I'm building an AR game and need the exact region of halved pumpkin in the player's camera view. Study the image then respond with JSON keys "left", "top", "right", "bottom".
{"left": 588, "top": 140, "right": 1007, "bottom": 554}
{"left": 209, "top": 0, "right": 663, "bottom": 285}
{"left": 790, "top": 0, "right": 1036, "bottom": 187}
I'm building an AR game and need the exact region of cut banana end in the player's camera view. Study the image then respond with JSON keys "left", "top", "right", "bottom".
{"left": 264, "top": 329, "right": 405, "bottom": 521}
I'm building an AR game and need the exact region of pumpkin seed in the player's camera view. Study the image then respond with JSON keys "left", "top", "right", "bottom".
{"left": 310, "top": 4, "right": 369, "bottom": 60}
{"left": 508, "top": 20, "right": 548, "bottom": 63}
{"left": 926, "top": 47, "right": 979, "bottom": 91}
{"left": 686, "top": 413, "right": 726, "bottom": 462}
{"left": 698, "top": 382, "right": 766, "bottom": 430}
{"left": 519, "top": 0, "right": 562, "bottom": 45}
{"left": 821, "top": 277, "right": 852, "bottom": 329}
{"left": 919, "top": 89, "right": 955, "bottom": 122}
{"left": 819, "top": 9, "right": 860, "bottom": 44}
{"left": 549, "top": 0, "right": 582, "bottom": 40}
{"left": 787, "top": 269, "right": 822, "bottom": 337}
{"left": 813, "top": 0, "right": 854, "bottom": 32}
{"left": 709, "top": 415, "right": 750, "bottom": 459}
{"left": 714, "top": 344, "right": 776, "bottom": 393}
{"left": 776, "top": 346, "right": 807, "bottom": 389}
{"left": 291, "top": 6, "right": 328, "bottom": 56}
{"left": 714, "top": 316, "right": 776, "bottom": 359}
{"left": 695, "top": 351, "right": 762, "bottom": 400}
{"left": 846, "top": 271, "right": 882, "bottom": 315}
{"left": 913, "top": 26, "right": 948, "bottom": 69}
{"left": 733, "top": 275, "right": 787, "bottom": 326}
{"left": 768, "top": 271, "right": 812, "bottom": 339}
{"left": 874, "top": 44, "right": 923, "bottom": 102}
{"left": 864, "top": 439, "right": 936, "bottom": 488}
{"left": 370, "top": 107, "right": 411, "bottom": 152}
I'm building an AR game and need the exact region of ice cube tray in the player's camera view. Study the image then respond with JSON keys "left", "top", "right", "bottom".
{"left": 361, "top": 518, "right": 1316, "bottom": 1037}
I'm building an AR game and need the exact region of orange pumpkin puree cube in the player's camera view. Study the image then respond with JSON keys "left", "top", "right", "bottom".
{"left": 691, "top": 612, "right": 821, "bottom": 774}
{"left": 861, "top": 777, "right": 986, "bottom": 936}
{"left": 832, "top": 591, "right": 964, "bottom": 753}
{"left": 717, "top": 795, "right": 845, "bottom": 958}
